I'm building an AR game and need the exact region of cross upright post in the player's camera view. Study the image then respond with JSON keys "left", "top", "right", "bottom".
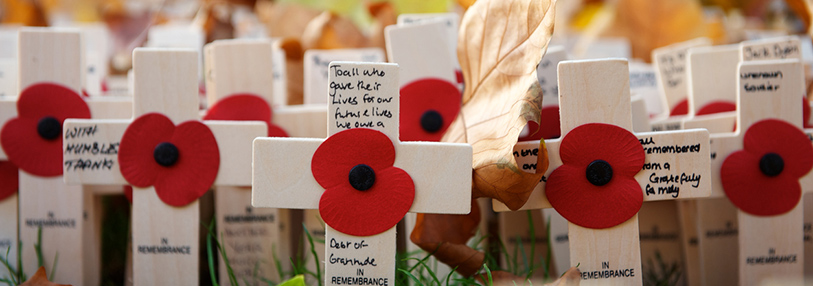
{"left": 253, "top": 61, "right": 472, "bottom": 285}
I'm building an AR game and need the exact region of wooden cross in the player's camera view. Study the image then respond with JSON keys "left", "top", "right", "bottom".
{"left": 62, "top": 48, "right": 265, "bottom": 285}
{"left": 0, "top": 28, "right": 129, "bottom": 286}
{"left": 252, "top": 61, "right": 472, "bottom": 285}
{"left": 202, "top": 38, "right": 295, "bottom": 284}
{"left": 384, "top": 19, "right": 462, "bottom": 278}
{"left": 651, "top": 37, "right": 710, "bottom": 122}
{"left": 684, "top": 36, "right": 806, "bottom": 286}
{"left": 493, "top": 58, "right": 712, "bottom": 285}
{"left": 698, "top": 42, "right": 809, "bottom": 285}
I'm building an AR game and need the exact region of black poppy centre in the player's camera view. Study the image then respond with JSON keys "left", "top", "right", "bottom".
{"left": 37, "top": 116, "right": 61, "bottom": 140}
{"left": 759, "top": 152, "right": 784, "bottom": 177}
{"left": 586, "top": 160, "right": 613, "bottom": 186}
{"left": 420, "top": 110, "right": 443, "bottom": 133}
{"left": 154, "top": 142, "right": 180, "bottom": 167}
{"left": 349, "top": 164, "right": 376, "bottom": 191}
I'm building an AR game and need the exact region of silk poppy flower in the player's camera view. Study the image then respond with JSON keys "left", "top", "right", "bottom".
{"left": 546, "top": 123, "right": 645, "bottom": 229}
{"left": 1, "top": 83, "right": 91, "bottom": 177}
{"left": 118, "top": 113, "right": 220, "bottom": 207}
{"left": 312, "top": 128, "right": 415, "bottom": 236}
{"left": 399, "top": 78, "right": 461, "bottom": 141}
{"left": 0, "top": 161, "right": 18, "bottom": 201}
{"left": 721, "top": 119, "right": 813, "bottom": 216}
{"left": 203, "top": 94, "right": 288, "bottom": 137}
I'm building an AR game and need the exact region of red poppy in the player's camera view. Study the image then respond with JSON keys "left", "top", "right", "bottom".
{"left": 721, "top": 119, "right": 813, "bottom": 216}
{"left": 312, "top": 128, "right": 415, "bottom": 236}
{"left": 696, "top": 100, "right": 736, "bottom": 116}
{"left": 203, "top": 94, "right": 288, "bottom": 137}
{"left": 546, "top": 123, "right": 645, "bottom": 229}
{"left": 0, "top": 83, "right": 91, "bottom": 177}
{"left": 0, "top": 161, "right": 18, "bottom": 201}
{"left": 399, "top": 78, "right": 461, "bottom": 141}
{"left": 519, "top": 106, "right": 561, "bottom": 141}
{"left": 670, "top": 99, "right": 688, "bottom": 117}
{"left": 118, "top": 113, "right": 220, "bottom": 207}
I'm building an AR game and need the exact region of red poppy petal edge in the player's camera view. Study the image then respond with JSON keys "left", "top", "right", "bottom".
{"left": 319, "top": 167, "right": 414, "bottom": 236}
{"left": 1, "top": 118, "right": 63, "bottom": 177}
{"left": 153, "top": 120, "right": 220, "bottom": 207}
{"left": 118, "top": 113, "right": 176, "bottom": 187}
{"left": 0, "top": 161, "right": 18, "bottom": 201}
{"left": 547, "top": 165, "right": 643, "bottom": 229}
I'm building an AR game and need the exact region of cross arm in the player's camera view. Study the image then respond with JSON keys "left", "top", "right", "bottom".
{"left": 251, "top": 138, "right": 473, "bottom": 214}
{"left": 494, "top": 128, "right": 711, "bottom": 211}
{"left": 62, "top": 119, "right": 130, "bottom": 185}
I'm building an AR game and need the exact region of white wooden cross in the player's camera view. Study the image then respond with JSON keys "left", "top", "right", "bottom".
{"left": 650, "top": 37, "right": 710, "bottom": 122}
{"left": 0, "top": 28, "right": 134, "bottom": 286}
{"left": 62, "top": 48, "right": 265, "bottom": 285}
{"left": 493, "top": 58, "right": 712, "bottom": 285}
{"left": 252, "top": 61, "right": 472, "bottom": 285}
{"left": 203, "top": 38, "right": 296, "bottom": 284}
{"left": 699, "top": 49, "right": 810, "bottom": 285}
{"left": 384, "top": 19, "right": 461, "bottom": 279}
{"left": 684, "top": 36, "right": 807, "bottom": 286}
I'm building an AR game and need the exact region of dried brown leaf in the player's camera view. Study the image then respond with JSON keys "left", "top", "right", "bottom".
{"left": 301, "top": 11, "right": 367, "bottom": 50}
{"left": 410, "top": 200, "right": 483, "bottom": 277}
{"left": 367, "top": 2, "right": 397, "bottom": 58}
{"left": 442, "top": 0, "right": 555, "bottom": 210}
{"left": 277, "top": 38, "right": 305, "bottom": 105}
{"left": 20, "top": 267, "right": 71, "bottom": 286}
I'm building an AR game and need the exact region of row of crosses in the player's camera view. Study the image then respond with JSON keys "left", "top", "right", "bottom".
{"left": 0, "top": 27, "right": 810, "bottom": 286}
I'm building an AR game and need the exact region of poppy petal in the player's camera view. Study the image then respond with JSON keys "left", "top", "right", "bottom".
{"left": 1, "top": 117, "right": 63, "bottom": 176}
{"left": 399, "top": 78, "right": 461, "bottom": 142}
{"left": 319, "top": 167, "right": 414, "bottom": 236}
{"left": 153, "top": 120, "right": 220, "bottom": 207}
{"left": 559, "top": 123, "right": 644, "bottom": 176}
{"left": 670, "top": 99, "right": 688, "bottom": 117}
{"left": 547, "top": 164, "right": 642, "bottom": 229}
{"left": 119, "top": 113, "right": 175, "bottom": 187}
{"left": 722, "top": 150, "right": 802, "bottom": 216}
{"left": 204, "top": 93, "right": 288, "bottom": 137}
{"left": 311, "top": 129, "right": 396, "bottom": 188}
{"left": 16, "top": 83, "right": 90, "bottom": 121}
{"left": 803, "top": 97, "right": 812, "bottom": 128}
{"left": 743, "top": 119, "right": 813, "bottom": 178}
{"left": 0, "top": 161, "right": 18, "bottom": 201}
{"left": 696, "top": 100, "right": 736, "bottom": 116}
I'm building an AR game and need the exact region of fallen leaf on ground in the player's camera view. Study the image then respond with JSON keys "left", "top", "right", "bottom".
{"left": 301, "top": 11, "right": 367, "bottom": 50}
{"left": 545, "top": 267, "right": 581, "bottom": 286}
{"left": 20, "top": 267, "right": 71, "bottom": 286}
{"left": 277, "top": 38, "right": 305, "bottom": 105}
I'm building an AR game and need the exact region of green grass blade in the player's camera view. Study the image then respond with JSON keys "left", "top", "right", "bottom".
{"left": 205, "top": 220, "right": 220, "bottom": 286}
{"left": 48, "top": 252, "right": 58, "bottom": 282}
{"left": 302, "top": 224, "right": 322, "bottom": 286}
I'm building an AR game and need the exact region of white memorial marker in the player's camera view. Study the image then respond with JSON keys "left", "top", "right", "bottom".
{"left": 493, "top": 59, "right": 712, "bottom": 285}
{"left": 202, "top": 38, "right": 297, "bottom": 284}
{"left": 253, "top": 62, "right": 472, "bottom": 285}
{"left": 62, "top": 48, "right": 265, "bottom": 285}
{"left": 0, "top": 28, "right": 130, "bottom": 285}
